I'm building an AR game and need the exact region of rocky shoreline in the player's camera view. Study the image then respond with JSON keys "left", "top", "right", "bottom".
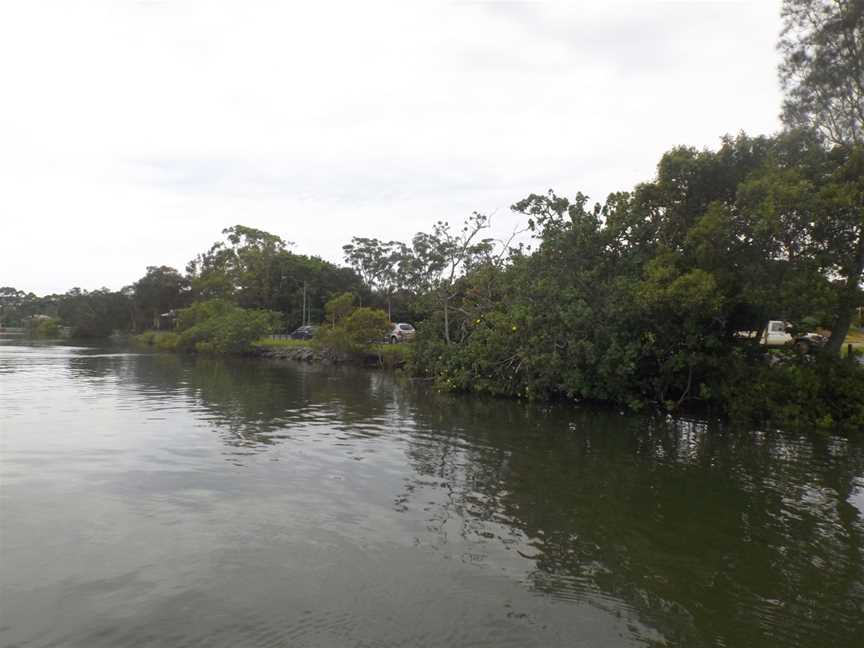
{"left": 252, "top": 344, "right": 405, "bottom": 368}
{"left": 253, "top": 345, "right": 348, "bottom": 364}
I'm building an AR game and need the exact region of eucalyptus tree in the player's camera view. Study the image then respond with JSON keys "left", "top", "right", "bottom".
{"left": 779, "top": 0, "right": 864, "bottom": 354}
{"left": 819, "top": 145, "right": 864, "bottom": 354}
{"left": 342, "top": 237, "right": 403, "bottom": 318}
{"left": 185, "top": 225, "right": 365, "bottom": 328}
{"left": 400, "top": 212, "right": 495, "bottom": 344}
{"left": 186, "top": 225, "right": 292, "bottom": 308}
{"left": 779, "top": 0, "right": 864, "bottom": 147}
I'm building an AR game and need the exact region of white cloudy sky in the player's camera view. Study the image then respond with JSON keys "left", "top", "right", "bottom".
{"left": 1, "top": 0, "right": 783, "bottom": 295}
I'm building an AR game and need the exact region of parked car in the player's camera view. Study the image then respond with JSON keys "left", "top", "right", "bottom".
{"left": 388, "top": 322, "right": 415, "bottom": 344}
{"left": 736, "top": 320, "right": 827, "bottom": 353}
{"left": 289, "top": 325, "right": 319, "bottom": 340}
{"left": 793, "top": 331, "right": 828, "bottom": 353}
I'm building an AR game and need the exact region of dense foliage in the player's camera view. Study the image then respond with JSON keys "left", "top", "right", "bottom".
{"left": 408, "top": 132, "right": 864, "bottom": 429}
{"left": 138, "top": 300, "right": 280, "bottom": 354}
{"left": 27, "top": 317, "right": 61, "bottom": 338}
{"left": 318, "top": 307, "right": 392, "bottom": 354}
{"left": 56, "top": 288, "right": 132, "bottom": 338}
{"left": 186, "top": 225, "right": 366, "bottom": 326}
{"left": 132, "top": 266, "right": 190, "bottom": 331}
{"left": 316, "top": 294, "right": 392, "bottom": 354}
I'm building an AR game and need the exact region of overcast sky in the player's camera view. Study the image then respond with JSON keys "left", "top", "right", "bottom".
{"left": 1, "top": 0, "right": 783, "bottom": 295}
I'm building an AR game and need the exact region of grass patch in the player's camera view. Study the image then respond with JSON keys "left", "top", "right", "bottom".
{"left": 841, "top": 329, "right": 864, "bottom": 358}
{"left": 845, "top": 329, "right": 864, "bottom": 346}
{"left": 133, "top": 330, "right": 179, "bottom": 351}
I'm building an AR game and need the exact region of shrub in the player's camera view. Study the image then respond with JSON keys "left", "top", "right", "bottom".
{"left": 30, "top": 317, "right": 62, "bottom": 338}
{"left": 176, "top": 299, "right": 235, "bottom": 330}
{"left": 410, "top": 311, "right": 526, "bottom": 397}
{"left": 373, "top": 343, "right": 413, "bottom": 368}
{"left": 174, "top": 301, "right": 280, "bottom": 354}
{"left": 154, "top": 331, "right": 179, "bottom": 351}
{"left": 135, "top": 331, "right": 157, "bottom": 345}
{"left": 324, "top": 292, "right": 356, "bottom": 328}
{"left": 133, "top": 330, "right": 179, "bottom": 351}
{"left": 720, "top": 354, "right": 864, "bottom": 432}
{"left": 317, "top": 307, "right": 390, "bottom": 353}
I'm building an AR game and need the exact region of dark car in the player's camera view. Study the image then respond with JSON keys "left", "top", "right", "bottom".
{"left": 289, "top": 325, "right": 318, "bottom": 340}
{"left": 793, "top": 331, "right": 828, "bottom": 354}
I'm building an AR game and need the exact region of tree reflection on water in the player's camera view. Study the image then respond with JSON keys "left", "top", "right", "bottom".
{"left": 124, "top": 352, "right": 864, "bottom": 648}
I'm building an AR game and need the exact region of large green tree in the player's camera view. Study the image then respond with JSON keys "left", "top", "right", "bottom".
{"left": 57, "top": 288, "right": 131, "bottom": 338}
{"left": 186, "top": 225, "right": 291, "bottom": 307}
{"left": 779, "top": 0, "right": 864, "bottom": 354}
{"left": 186, "top": 225, "right": 365, "bottom": 329}
{"left": 410, "top": 132, "right": 864, "bottom": 426}
{"left": 132, "top": 266, "right": 189, "bottom": 330}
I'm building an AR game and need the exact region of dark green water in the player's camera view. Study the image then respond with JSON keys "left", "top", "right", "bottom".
{"left": 1, "top": 340, "right": 863, "bottom": 647}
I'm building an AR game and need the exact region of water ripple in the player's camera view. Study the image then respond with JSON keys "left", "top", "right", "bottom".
{"left": 1, "top": 342, "right": 863, "bottom": 647}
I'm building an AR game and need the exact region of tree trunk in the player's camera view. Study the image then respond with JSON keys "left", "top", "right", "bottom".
{"left": 443, "top": 297, "right": 450, "bottom": 345}
{"left": 827, "top": 235, "right": 864, "bottom": 356}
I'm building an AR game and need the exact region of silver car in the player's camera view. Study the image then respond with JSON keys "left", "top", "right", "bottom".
{"left": 389, "top": 322, "right": 415, "bottom": 344}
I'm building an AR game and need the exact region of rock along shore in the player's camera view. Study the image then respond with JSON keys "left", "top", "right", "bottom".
{"left": 252, "top": 344, "right": 407, "bottom": 369}
{"left": 253, "top": 345, "right": 348, "bottom": 364}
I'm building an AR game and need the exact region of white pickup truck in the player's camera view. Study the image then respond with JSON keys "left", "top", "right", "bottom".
{"left": 738, "top": 320, "right": 827, "bottom": 352}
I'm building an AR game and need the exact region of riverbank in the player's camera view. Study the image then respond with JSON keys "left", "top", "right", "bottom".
{"left": 252, "top": 342, "right": 346, "bottom": 364}
{"left": 133, "top": 328, "right": 864, "bottom": 431}
{"left": 252, "top": 339, "right": 410, "bottom": 369}
{"left": 133, "top": 331, "right": 412, "bottom": 369}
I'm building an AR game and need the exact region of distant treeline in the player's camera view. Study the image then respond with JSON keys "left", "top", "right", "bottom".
{"left": 0, "top": 228, "right": 367, "bottom": 338}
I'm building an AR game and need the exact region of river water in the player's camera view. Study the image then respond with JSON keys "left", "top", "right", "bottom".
{"left": 1, "top": 340, "right": 863, "bottom": 648}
